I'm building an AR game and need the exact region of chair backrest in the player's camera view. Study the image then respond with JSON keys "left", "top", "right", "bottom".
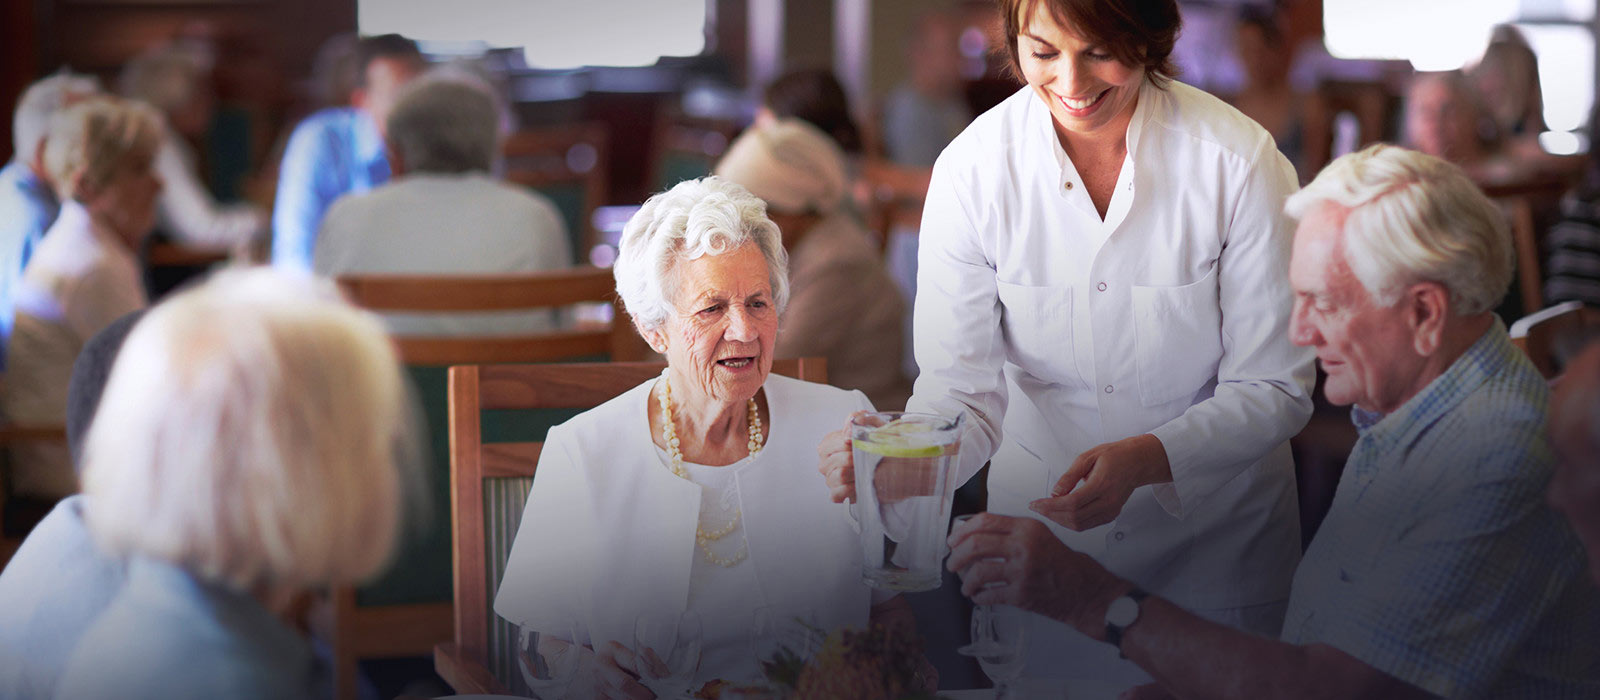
{"left": 502, "top": 123, "right": 610, "bottom": 265}
{"left": 438, "top": 358, "right": 827, "bottom": 694}
{"left": 648, "top": 112, "right": 741, "bottom": 192}
{"left": 1512, "top": 300, "right": 1592, "bottom": 378}
{"left": 337, "top": 267, "right": 648, "bottom": 364}
{"left": 1484, "top": 178, "right": 1570, "bottom": 317}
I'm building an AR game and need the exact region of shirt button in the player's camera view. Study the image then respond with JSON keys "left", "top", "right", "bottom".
{"left": 1114, "top": 531, "right": 1126, "bottom": 541}
{"left": 1097, "top": 282, "right": 1107, "bottom": 291}
{"left": 1064, "top": 181, "right": 1074, "bottom": 191}
{"left": 1104, "top": 385, "right": 1114, "bottom": 394}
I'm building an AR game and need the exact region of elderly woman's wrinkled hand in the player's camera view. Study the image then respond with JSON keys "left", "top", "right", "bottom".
{"left": 595, "top": 640, "right": 654, "bottom": 700}
{"left": 817, "top": 411, "right": 868, "bottom": 503}
{"left": 946, "top": 513, "right": 1129, "bottom": 637}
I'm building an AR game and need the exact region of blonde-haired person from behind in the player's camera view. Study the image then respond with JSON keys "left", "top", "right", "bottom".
{"left": 2, "top": 96, "right": 162, "bottom": 500}
{"left": 53, "top": 266, "right": 414, "bottom": 700}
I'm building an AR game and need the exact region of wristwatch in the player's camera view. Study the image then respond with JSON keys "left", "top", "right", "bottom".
{"left": 1103, "top": 586, "right": 1150, "bottom": 658}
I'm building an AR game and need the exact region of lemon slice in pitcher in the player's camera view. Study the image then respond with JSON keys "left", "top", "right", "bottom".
{"left": 854, "top": 419, "right": 945, "bottom": 458}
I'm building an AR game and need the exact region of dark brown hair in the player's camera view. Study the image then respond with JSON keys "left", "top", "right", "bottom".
{"left": 761, "top": 69, "right": 863, "bottom": 154}
{"left": 996, "top": 0, "right": 1182, "bottom": 87}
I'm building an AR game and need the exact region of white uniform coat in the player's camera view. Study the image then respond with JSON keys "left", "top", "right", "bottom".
{"left": 910, "top": 80, "right": 1315, "bottom": 681}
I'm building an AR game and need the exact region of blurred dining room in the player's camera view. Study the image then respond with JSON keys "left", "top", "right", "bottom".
{"left": 2, "top": 0, "right": 1600, "bottom": 698}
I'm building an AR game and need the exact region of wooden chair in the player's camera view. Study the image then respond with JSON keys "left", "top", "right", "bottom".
{"left": 337, "top": 266, "right": 648, "bottom": 365}
{"left": 433, "top": 358, "right": 828, "bottom": 695}
{"left": 502, "top": 123, "right": 610, "bottom": 265}
{"left": 328, "top": 267, "right": 646, "bottom": 699}
{"left": 1511, "top": 300, "right": 1596, "bottom": 378}
{"left": 1484, "top": 179, "right": 1572, "bottom": 317}
{"left": 648, "top": 112, "right": 741, "bottom": 192}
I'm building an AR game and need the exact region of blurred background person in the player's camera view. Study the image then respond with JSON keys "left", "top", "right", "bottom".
{"left": 880, "top": 10, "right": 972, "bottom": 170}
{"left": 54, "top": 267, "right": 413, "bottom": 699}
{"left": 0, "top": 309, "right": 140, "bottom": 699}
{"left": 715, "top": 118, "right": 910, "bottom": 409}
{"left": 0, "top": 72, "right": 100, "bottom": 372}
{"left": 271, "top": 33, "right": 423, "bottom": 271}
{"left": 1470, "top": 25, "right": 1546, "bottom": 144}
{"left": 119, "top": 43, "right": 267, "bottom": 251}
{"left": 313, "top": 73, "right": 570, "bottom": 336}
{"left": 2, "top": 97, "right": 162, "bottom": 503}
{"left": 1227, "top": 4, "right": 1309, "bottom": 179}
{"left": 757, "top": 68, "right": 864, "bottom": 158}
{"left": 1402, "top": 70, "right": 1517, "bottom": 184}
{"left": 1545, "top": 108, "right": 1600, "bottom": 309}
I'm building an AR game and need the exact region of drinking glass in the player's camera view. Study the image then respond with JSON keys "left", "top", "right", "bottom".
{"left": 515, "top": 617, "right": 582, "bottom": 699}
{"left": 634, "top": 610, "right": 703, "bottom": 699}
{"left": 853, "top": 411, "right": 963, "bottom": 591}
{"left": 959, "top": 604, "right": 1027, "bottom": 699}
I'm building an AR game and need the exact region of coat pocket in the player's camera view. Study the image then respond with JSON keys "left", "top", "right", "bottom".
{"left": 994, "top": 281, "right": 1083, "bottom": 389}
{"left": 1130, "top": 264, "right": 1223, "bottom": 407}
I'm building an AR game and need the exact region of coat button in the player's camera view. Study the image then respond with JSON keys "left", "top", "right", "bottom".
{"left": 1097, "top": 282, "right": 1107, "bottom": 291}
{"left": 1064, "top": 181, "right": 1074, "bottom": 190}
{"left": 1104, "top": 385, "right": 1114, "bottom": 394}
{"left": 1114, "top": 531, "right": 1126, "bottom": 541}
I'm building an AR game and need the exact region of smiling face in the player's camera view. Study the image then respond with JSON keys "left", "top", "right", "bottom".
{"left": 1016, "top": 2, "right": 1144, "bottom": 145}
{"left": 648, "top": 243, "right": 778, "bottom": 409}
{"left": 1288, "top": 203, "right": 1430, "bottom": 414}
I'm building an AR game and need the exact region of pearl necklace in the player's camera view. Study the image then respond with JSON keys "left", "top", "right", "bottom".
{"left": 658, "top": 370, "right": 763, "bottom": 567}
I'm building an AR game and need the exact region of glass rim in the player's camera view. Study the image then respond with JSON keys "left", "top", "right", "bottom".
{"left": 849, "top": 410, "right": 961, "bottom": 431}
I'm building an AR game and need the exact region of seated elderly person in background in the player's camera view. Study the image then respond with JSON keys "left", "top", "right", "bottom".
{"left": 1550, "top": 341, "right": 1600, "bottom": 585}
{"left": 312, "top": 73, "right": 569, "bottom": 336}
{"left": 495, "top": 177, "right": 925, "bottom": 696}
{"left": 948, "top": 144, "right": 1600, "bottom": 699}
{"left": 53, "top": 267, "right": 414, "bottom": 699}
{"left": 2, "top": 97, "right": 162, "bottom": 500}
{"left": 119, "top": 43, "right": 266, "bottom": 250}
{"left": 0, "top": 72, "right": 100, "bottom": 369}
{"left": 0, "top": 310, "right": 141, "bottom": 698}
{"left": 714, "top": 118, "right": 911, "bottom": 409}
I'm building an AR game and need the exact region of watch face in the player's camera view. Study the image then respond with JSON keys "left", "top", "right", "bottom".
{"left": 1107, "top": 596, "right": 1140, "bottom": 627}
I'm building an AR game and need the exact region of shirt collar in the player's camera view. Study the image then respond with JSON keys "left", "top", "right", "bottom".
{"left": 1031, "top": 78, "right": 1153, "bottom": 187}
{"left": 1349, "top": 318, "right": 1514, "bottom": 453}
{"left": 127, "top": 557, "right": 316, "bottom": 670}
{"left": 5, "top": 159, "right": 59, "bottom": 210}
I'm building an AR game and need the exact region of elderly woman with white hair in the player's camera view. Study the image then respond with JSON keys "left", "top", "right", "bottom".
{"left": 52, "top": 266, "right": 412, "bottom": 699}
{"left": 714, "top": 118, "right": 911, "bottom": 409}
{"left": 495, "top": 177, "right": 923, "bottom": 697}
{"left": 3, "top": 97, "right": 163, "bottom": 500}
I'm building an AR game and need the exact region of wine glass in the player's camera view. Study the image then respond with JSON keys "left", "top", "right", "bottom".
{"left": 634, "top": 610, "right": 703, "bottom": 699}
{"left": 515, "top": 616, "right": 582, "bottom": 699}
{"left": 960, "top": 604, "right": 1027, "bottom": 699}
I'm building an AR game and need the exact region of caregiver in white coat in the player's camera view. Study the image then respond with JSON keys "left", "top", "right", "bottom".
{"left": 820, "top": 0, "right": 1314, "bottom": 685}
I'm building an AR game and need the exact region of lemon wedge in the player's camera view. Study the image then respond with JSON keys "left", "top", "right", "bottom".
{"left": 854, "top": 418, "right": 946, "bottom": 458}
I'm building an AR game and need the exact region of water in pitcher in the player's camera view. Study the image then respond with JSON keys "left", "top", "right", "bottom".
{"left": 852, "top": 412, "right": 961, "bottom": 592}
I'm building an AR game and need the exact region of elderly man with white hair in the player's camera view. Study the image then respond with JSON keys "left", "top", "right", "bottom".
{"left": 714, "top": 117, "right": 911, "bottom": 409}
{"left": 312, "top": 73, "right": 569, "bottom": 336}
{"left": 946, "top": 144, "right": 1600, "bottom": 699}
{"left": 0, "top": 71, "right": 99, "bottom": 367}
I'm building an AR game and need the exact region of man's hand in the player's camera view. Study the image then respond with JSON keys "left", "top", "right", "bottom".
{"left": 946, "top": 513, "right": 1130, "bottom": 637}
{"left": 1030, "top": 434, "right": 1171, "bottom": 531}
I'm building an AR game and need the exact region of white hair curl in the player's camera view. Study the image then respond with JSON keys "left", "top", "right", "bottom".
{"left": 12, "top": 71, "right": 100, "bottom": 163}
{"left": 1284, "top": 143, "right": 1512, "bottom": 315}
{"left": 613, "top": 176, "right": 790, "bottom": 332}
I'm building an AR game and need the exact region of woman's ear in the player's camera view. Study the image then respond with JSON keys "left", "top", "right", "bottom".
{"left": 1407, "top": 281, "right": 1451, "bottom": 356}
{"left": 636, "top": 320, "right": 667, "bottom": 355}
